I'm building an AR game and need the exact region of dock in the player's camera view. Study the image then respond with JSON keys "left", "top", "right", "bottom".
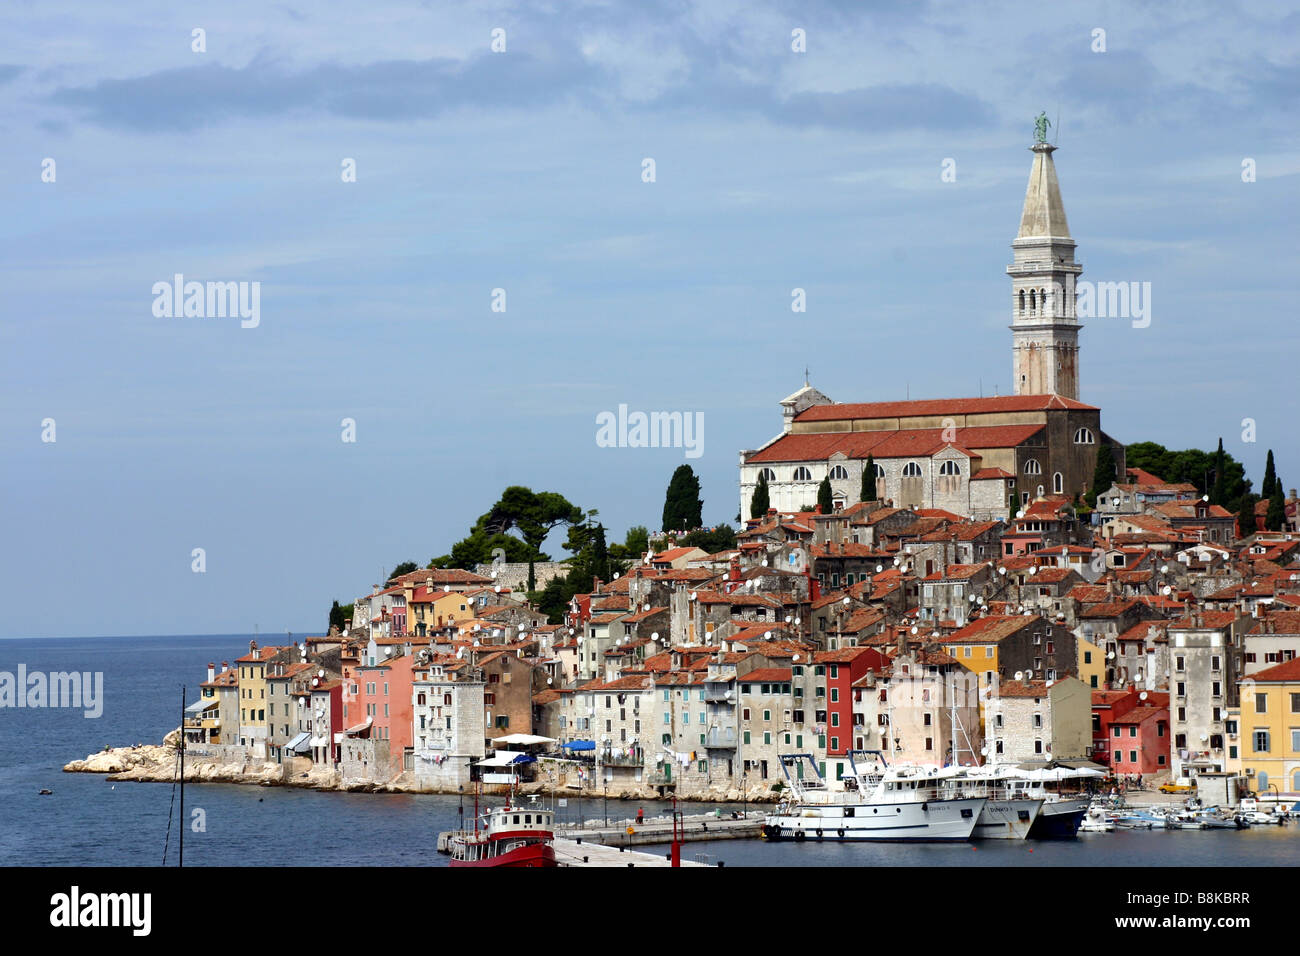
{"left": 555, "top": 815, "right": 760, "bottom": 847}
{"left": 552, "top": 839, "right": 711, "bottom": 867}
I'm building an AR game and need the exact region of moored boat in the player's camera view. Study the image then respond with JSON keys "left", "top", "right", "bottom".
{"left": 447, "top": 803, "right": 558, "bottom": 867}
{"left": 762, "top": 752, "right": 986, "bottom": 843}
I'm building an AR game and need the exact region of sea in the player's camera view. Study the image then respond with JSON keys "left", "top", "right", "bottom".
{"left": 3, "top": 634, "right": 1298, "bottom": 868}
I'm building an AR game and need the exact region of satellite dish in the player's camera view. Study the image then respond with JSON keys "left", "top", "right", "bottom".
{"left": 455, "top": 648, "right": 464, "bottom": 659}
{"left": 472, "top": 639, "right": 480, "bottom": 647}
{"left": 969, "top": 595, "right": 977, "bottom": 602}
{"left": 1139, "top": 691, "right": 1148, "bottom": 700}
{"left": 762, "top": 559, "right": 769, "bottom": 567}
{"left": 1200, "top": 734, "right": 1209, "bottom": 742}
{"left": 876, "top": 564, "right": 883, "bottom": 573}
{"left": 1029, "top": 567, "right": 1038, "bottom": 576}
{"left": 311, "top": 677, "right": 319, "bottom": 687}
{"left": 794, "top": 617, "right": 801, "bottom": 625}
{"left": 1161, "top": 565, "right": 1169, "bottom": 574}
{"left": 651, "top": 632, "right": 659, "bottom": 641}
{"left": 547, "top": 677, "right": 553, "bottom": 685}
{"left": 1014, "top": 671, "right": 1024, "bottom": 681}
{"left": 792, "top": 654, "right": 800, "bottom": 662}
{"left": 764, "top": 631, "right": 772, "bottom": 639}
{"left": 1135, "top": 670, "right": 1143, "bottom": 680}
{"left": 1107, "top": 651, "right": 1115, "bottom": 660}
{"left": 568, "top": 628, "right": 575, "bottom": 636}
{"left": 893, "top": 557, "right": 901, "bottom": 566}
{"left": 998, "top": 567, "right": 1007, "bottom": 576}
{"left": 842, "top": 597, "right": 851, "bottom": 605}
{"left": 689, "top": 592, "right": 697, "bottom": 601}
{"left": 1202, "top": 495, "right": 1209, "bottom": 502}
{"left": 1016, "top": 510, "right": 1025, "bottom": 519}
{"left": 1162, "top": 586, "right": 1172, "bottom": 596}
{"left": 910, "top": 625, "right": 919, "bottom": 634}
{"left": 613, "top": 572, "right": 621, "bottom": 580}
{"left": 443, "top": 585, "right": 451, "bottom": 593}
{"left": 978, "top": 597, "right": 986, "bottom": 605}
{"left": 494, "top": 586, "right": 502, "bottom": 593}
{"left": 318, "top": 669, "right": 325, "bottom": 678}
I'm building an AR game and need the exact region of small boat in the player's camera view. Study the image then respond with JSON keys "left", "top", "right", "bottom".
{"left": 447, "top": 803, "right": 557, "bottom": 868}
{"left": 1078, "top": 806, "right": 1114, "bottom": 832}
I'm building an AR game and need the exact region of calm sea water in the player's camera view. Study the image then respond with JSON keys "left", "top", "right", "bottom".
{"left": 3, "top": 635, "right": 1298, "bottom": 867}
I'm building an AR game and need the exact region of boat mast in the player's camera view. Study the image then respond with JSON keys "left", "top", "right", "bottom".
{"left": 179, "top": 685, "right": 185, "bottom": 868}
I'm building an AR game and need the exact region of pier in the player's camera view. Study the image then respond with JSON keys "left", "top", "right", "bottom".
{"left": 555, "top": 813, "right": 760, "bottom": 847}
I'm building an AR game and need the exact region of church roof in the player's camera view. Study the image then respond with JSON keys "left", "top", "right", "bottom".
{"left": 793, "top": 394, "right": 1096, "bottom": 423}
{"left": 1018, "top": 144, "right": 1071, "bottom": 239}
{"left": 746, "top": 424, "right": 1044, "bottom": 464}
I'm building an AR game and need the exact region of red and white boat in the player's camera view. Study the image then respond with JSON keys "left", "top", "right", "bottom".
{"left": 447, "top": 803, "right": 558, "bottom": 868}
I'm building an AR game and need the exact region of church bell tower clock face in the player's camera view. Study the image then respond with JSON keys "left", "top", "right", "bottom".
{"left": 1009, "top": 118, "right": 1082, "bottom": 401}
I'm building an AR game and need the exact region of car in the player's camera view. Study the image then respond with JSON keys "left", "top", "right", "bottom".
{"left": 1160, "top": 781, "right": 1193, "bottom": 793}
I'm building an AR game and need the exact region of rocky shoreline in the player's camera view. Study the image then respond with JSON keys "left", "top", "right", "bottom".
{"left": 63, "top": 733, "right": 782, "bottom": 804}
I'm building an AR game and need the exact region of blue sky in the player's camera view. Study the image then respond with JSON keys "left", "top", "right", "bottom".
{"left": 3, "top": 1, "right": 1297, "bottom": 638}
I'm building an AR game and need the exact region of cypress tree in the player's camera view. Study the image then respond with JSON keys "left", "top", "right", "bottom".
{"left": 1266, "top": 479, "right": 1286, "bottom": 531}
{"left": 861, "top": 455, "right": 878, "bottom": 502}
{"left": 817, "top": 476, "right": 834, "bottom": 515}
{"left": 1086, "top": 444, "right": 1115, "bottom": 508}
{"left": 662, "top": 465, "right": 703, "bottom": 532}
{"left": 750, "top": 471, "right": 770, "bottom": 519}
{"left": 1210, "top": 438, "right": 1226, "bottom": 505}
{"left": 1262, "top": 450, "right": 1277, "bottom": 500}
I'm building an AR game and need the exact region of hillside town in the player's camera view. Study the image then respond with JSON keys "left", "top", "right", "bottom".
{"left": 175, "top": 479, "right": 1300, "bottom": 803}
{"left": 168, "top": 133, "right": 1300, "bottom": 807}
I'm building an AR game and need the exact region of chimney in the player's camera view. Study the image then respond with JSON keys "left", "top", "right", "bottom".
{"left": 593, "top": 577, "right": 604, "bottom": 594}
{"left": 207, "top": 662, "right": 215, "bottom": 683}
{"left": 249, "top": 640, "right": 258, "bottom": 654}
{"left": 729, "top": 555, "right": 741, "bottom": 583}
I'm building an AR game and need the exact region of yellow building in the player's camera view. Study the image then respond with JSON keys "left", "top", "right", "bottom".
{"left": 236, "top": 642, "right": 281, "bottom": 759}
{"left": 1077, "top": 635, "right": 1105, "bottom": 691}
{"left": 407, "top": 585, "right": 477, "bottom": 635}
{"left": 1238, "top": 659, "right": 1300, "bottom": 796}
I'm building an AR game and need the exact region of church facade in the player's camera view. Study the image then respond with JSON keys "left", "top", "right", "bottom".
{"left": 739, "top": 139, "right": 1124, "bottom": 522}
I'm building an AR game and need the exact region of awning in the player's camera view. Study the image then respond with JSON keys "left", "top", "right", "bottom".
{"left": 492, "top": 733, "right": 557, "bottom": 747}
{"left": 343, "top": 717, "right": 373, "bottom": 736}
{"left": 286, "top": 732, "right": 312, "bottom": 754}
{"left": 475, "top": 750, "right": 538, "bottom": 768}
{"left": 561, "top": 740, "right": 595, "bottom": 751}
{"left": 185, "top": 699, "right": 215, "bottom": 714}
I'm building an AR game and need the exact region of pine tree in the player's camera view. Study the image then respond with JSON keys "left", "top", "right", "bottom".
{"left": 1262, "top": 450, "right": 1277, "bottom": 500}
{"left": 1210, "top": 438, "right": 1226, "bottom": 506}
{"left": 1237, "top": 493, "right": 1258, "bottom": 540}
{"left": 817, "top": 476, "right": 834, "bottom": 515}
{"left": 1266, "top": 479, "right": 1286, "bottom": 531}
{"left": 662, "top": 465, "right": 703, "bottom": 532}
{"left": 591, "top": 523, "right": 609, "bottom": 584}
{"left": 1086, "top": 444, "right": 1115, "bottom": 508}
{"left": 750, "top": 471, "right": 770, "bottom": 519}
{"left": 860, "top": 455, "right": 878, "bottom": 502}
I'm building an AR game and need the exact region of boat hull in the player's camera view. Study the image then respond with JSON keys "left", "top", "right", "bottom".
{"left": 972, "top": 798, "right": 1043, "bottom": 841}
{"left": 763, "top": 797, "right": 985, "bottom": 843}
{"left": 1027, "top": 798, "right": 1089, "bottom": 839}
{"left": 448, "top": 839, "right": 557, "bottom": 868}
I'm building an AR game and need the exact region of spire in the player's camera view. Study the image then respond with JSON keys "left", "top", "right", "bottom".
{"left": 1017, "top": 144, "right": 1071, "bottom": 240}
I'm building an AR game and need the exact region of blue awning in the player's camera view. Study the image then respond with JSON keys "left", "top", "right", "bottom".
{"left": 562, "top": 740, "right": 595, "bottom": 751}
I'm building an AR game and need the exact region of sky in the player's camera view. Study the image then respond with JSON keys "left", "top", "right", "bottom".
{"left": 2, "top": 1, "right": 1297, "bottom": 638}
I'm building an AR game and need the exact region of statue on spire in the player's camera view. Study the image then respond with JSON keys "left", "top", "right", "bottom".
{"left": 1033, "top": 111, "right": 1051, "bottom": 145}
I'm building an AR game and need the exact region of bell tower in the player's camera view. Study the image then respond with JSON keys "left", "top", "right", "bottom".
{"left": 1008, "top": 129, "right": 1082, "bottom": 399}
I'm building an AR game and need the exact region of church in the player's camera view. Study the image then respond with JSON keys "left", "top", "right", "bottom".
{"left": 739, "top": 135, "right": 1125, "bottom": 522}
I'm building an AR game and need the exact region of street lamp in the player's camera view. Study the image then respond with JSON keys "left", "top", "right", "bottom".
{"left": 604, "top": 782, "right": 608, "bottom": 827}
{"left": 742, "top": 768, "right": 748, "bottom": 819}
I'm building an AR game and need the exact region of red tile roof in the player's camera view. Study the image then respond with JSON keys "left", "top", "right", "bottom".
{"left": 794, "top": 394, "right": 1097, "bottom": 421}
{"left": 1249, "top": 658, "right": 1300, "bottom": 682}
{"left": 746, "top": 425, "right": 1046, "bottom": 464}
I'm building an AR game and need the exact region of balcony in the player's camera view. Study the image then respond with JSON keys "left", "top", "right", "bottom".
{"left": 646, "top": 771, "right": 676, "bottom": 788}
{"left": 705, "top": 728, "right": 738, "bottom": 749}
{"left": 599, "top": 751, "right": 644, "bottom": 768}
{"left": 703, "top": 687, "right": 734, "bottom": 703}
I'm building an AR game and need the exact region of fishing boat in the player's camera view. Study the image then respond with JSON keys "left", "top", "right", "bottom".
{"left": 447, "top": 801, "right": 557, "bottom": 867}
{"left": 1238, "top": 797, "right": 1284, "bottom": 825}
{"left": 1001, "top": 769, "right": 1092, "bottom": 838}
{"left": 943, "top": 766, "right": 1044, "bottom": 840}
{"left": 762, "top": 752, "right": 986, "bottom": 843}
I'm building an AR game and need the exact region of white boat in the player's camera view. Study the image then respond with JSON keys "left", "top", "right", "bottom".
{"left": 942, "top": 765, "right": 1044, "bottom": 841}
{"left": 1078, "top": 806, "right": 1115, "bottom": 832}
{"left": 762, "top": 753, "right": 987, "bottom": 843}
{"left": 1238, "top": 797, "right": 1284, "bottom": 825}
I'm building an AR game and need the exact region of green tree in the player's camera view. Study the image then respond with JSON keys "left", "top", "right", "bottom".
{"left": 1262, "top": 450, "right": 1277, "bottom": 499}
{"left": 1210, "top": 438, "right": 1227, "bottom": 506}
{"left": 662, "top": 465, "right": 704, "bottom": 532}
{"left": 750, "top": 470, "right": 770, "bottom": 520}
{"left": 388, "top": 561, "right": 419, "bottom": 581}
{"left": 1237, "top": 493, "right": 1258, "bottom": 539}
{"left": 682, "top": 524, "right": 738, "bottom": 555}
{"left": 860, "top": 455, "right": 878, "bottom": 502}
{"left": 1123, "top": 440, "right": 1248, "bottom": 504}
{"left": 1085, "top": 444, "right": 1116, "bottom": 508}
{"left": 328, "top": 600, "right": 345, "bottom": 632}
{"left": 428, "top": 486, "right": 584, "bottom": 572}
{"left": 591, "top": 523, "right": 610, "bottom": 585}
{"left": 817, "top": 476, "right": 834, "bottom": 515}
{"left": 1266, "top": 480, "right": 1286, "bottom": 531}
{"left": 609, "top": 525, "right": 650, "bottom": 565}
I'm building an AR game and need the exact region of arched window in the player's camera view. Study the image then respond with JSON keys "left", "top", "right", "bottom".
{"left": 828, "top": 465, "right": 849, "bottom": 481}
{"left": 1074, "top": 427, "right": 1095, "bottom": 444}
{"left": 1053, "top": 472, "right": 1063, "bottom": 494}
{"left": 939, "top": 461, "right": 960, "bottom": 476}
{"left": 902, "top": 462, "right": 922, "bottom": 478}
{"left": 1024, "top": 459, "right": 1041, "bottom": 475}
{"left": 872, "top": 463, "right": 885, "bottom": 478}
{"left": 1028, "top": 289, "right": 1037, "bottom": 313}
{"left": 793, "top": 466, "right": 813, "bottom": 482}
{"left": 1018, "top": 289, "right": 1026, "bottom": 314}
{"left": 758, "top": 468, "right": 776, "bottom": 482}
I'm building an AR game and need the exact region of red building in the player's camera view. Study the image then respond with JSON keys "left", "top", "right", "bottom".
{"left": 813, "top": 646, "right": 889, "bottom": 757}
{"left": 344, "top": 652, "right": 416, "bottom": 767}
{"left": 1108, "top": 705, "right": 1171, "bottom": 776}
